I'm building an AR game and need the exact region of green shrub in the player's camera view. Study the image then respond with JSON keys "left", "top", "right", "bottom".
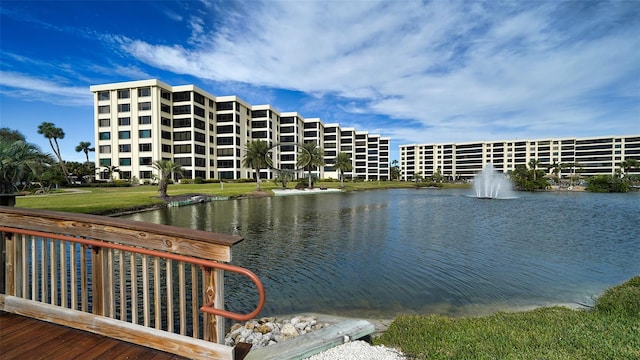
{"left": 194, "top": 177, "right": 204, "bottom": 184}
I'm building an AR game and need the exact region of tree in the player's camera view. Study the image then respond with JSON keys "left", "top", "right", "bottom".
{"left": 75, "top": 141, "right": 95, "bottom": 164}
{"left": 242, "top": 140, "right": 270, "bottom": 191}
{"left": 390, "top": 159, "right": 401, "bottom": 180}
{"left": 37, "top": 122, "right": 70, "bottom": 181}
{"left": 546, "top": 162, "right": 564, "bottom": 184}
{"left": 274, "top": 169, "right": 294, "bottom": 189}
{"left": 296, "top": 142, "right": 325, "bottom": 189}
{"left": 102, "top": 165, "right": 119, "bottom": 182}
{"left": 152, "top": 160, "right": 182, "bottom": 198}
{"left": 0, "top": 138, "right": 51, "bottom": 194}
{"left": 620, "top": 159, "right": 639, "bottom": 178}
{"left": 334, "top": 152, "right": 353, "bottom": 188}
{"left": 0, "top": 127, "right": 26, "bottom": 143}
{"left": 528, "top": 159, "right": 542, "bottom": 180}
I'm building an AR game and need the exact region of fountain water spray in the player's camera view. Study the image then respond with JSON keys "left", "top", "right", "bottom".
{"left": 473, "top": 163, "right": 516, "bottom": 199}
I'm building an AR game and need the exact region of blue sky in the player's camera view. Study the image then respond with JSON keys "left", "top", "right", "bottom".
{"left": 1, "top": 0, "right": 639, "bottom": 162}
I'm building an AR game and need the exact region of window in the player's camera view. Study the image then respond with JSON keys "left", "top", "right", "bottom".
{"left": 99, "top": 118, "right": 110, "bottom": 127}
{"left": 138, "top": 87, "right": 151, "bottom": 97}
{"left": 161, "top": 144, "right": 172, "bottom": 153}
{"left": 175, "top": 157, "right": 192, "bottom": 166}
{"left": 139, "top": 130, "right": 152, "bottom": 138}
{"left": 99, "top": 145, "right": 111, "bottom": 153}
{"left": 99, "top": 132, "right": 111, "bottom": 140}
{"left": 139, "top": 157, "right": 152, "bottom": 165}
{"left": 118, "top": 131, "right": 130, "bottom": 139}
{"left": 161, "top": 131, "right": 172, "bottom": 140}
{"left": 139, "top": 143, "right": 152, "bottom": 152}
{"left": 217, "top": 137, "right": 233, "bottom": 145}
{"left": 173, "top": 118, "right": 191, "bottom": 128}
{"left": 98, "top": 91, "right": 110, "bottom": 101}
{"left": 193, "top": 92, "right": 205, "bottom": 105}
{"left": 161, "top": 104, "right": 171, "bottom": 113}
{"left": 217, "top": 148, "right": 234, "bottom": 156}
{"left": 216, "top": 101, "right": 233, "bottom": 111}
{"left": 98, "top": 105, "right": 110, "bottom": 114}
{"left": 140, "top": 171, "right": 153, "bottom": 179}
{"left": 117, "top": 89, "right": 130, "bottom": 99}
{"left": 217, "top": 125, "right": 234, "bottom": 134}
{"left": 161, "top": 117, "right": 171, "bottom": 126}
{"left": 217, "top": 160, "right": 234, "bottom": 168}
{"left": 173, "top": 105, "right": 191, "bottom": 115}
{"left": 252, "top": 110, "right": 268, "bottom": 118}
{"left": 118, "top": 103, "right": 130, "bottom": 112}
{"left": 119, "top": 158, "right": 132, "bottom": 166}
{"left": 118, "top": 117, "right": 130, "bottom": 126}
{"left": 99, "top": 158, "right": 111, "bottom": 167}
{"left": 138, "top": 102, "right": 151, "bottom": 111}
{"left": 195, "top": 157, "right": 206, "bottom": 167}
{"left": 252, "top": 120, "right": 267, "bottom": 128}
{"left": 174, "top": 131, "right": 191, "bottom": 141}
{"left": 217, "top": 114, "right": 233, "bottom": 122}
{"left": 119, "top": 144, "right": 131, "bottom": 152}
{"left": 174, "top": 144, "right": 192, "bottom": 154}
{"left": 194, "top": 132, "right": 205, "bottom": 143}
{"left": 194, "top": 119, "right": 205, "bottom": 130}
{"left": 195, "top": 145, "right": 205, "bottom": 155}
{"left": 161, "top": 90, "right": 171, "bottom": 100}
{"left": 173, "top": 91, "right": 190, "bottom": 102}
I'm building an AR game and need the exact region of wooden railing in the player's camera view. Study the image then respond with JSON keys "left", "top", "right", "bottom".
{"left": 0, "top": 206, "right": 265, "bottom": 360}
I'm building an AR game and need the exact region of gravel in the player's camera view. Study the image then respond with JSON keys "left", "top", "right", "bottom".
{"left": 304, "top": 340, "right": 405, "bottom": 360}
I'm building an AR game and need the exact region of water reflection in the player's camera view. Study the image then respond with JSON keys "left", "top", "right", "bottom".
{"left": 124, "top": 189, "right": 640, "bottom": 318}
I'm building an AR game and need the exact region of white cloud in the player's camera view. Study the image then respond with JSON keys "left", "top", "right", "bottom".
{"left": 114, "top": 1, "right": 639, "bottom": 144}
{"left": 0, "top": 71, "right": 92, "bottom": 106}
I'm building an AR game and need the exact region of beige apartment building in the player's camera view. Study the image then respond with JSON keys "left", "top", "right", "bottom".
{"left": 400, "top": 135, "right": 640, "bottom": 181}
{"left": 90, "top": 79, "right": 390, "bottom": 183}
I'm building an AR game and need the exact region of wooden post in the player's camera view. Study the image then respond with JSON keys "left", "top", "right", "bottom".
{"left": 3, "top": 231, "right": 14, "bottom": 296}
{"left": 92, "top": 246, "right": 104, "bottom": 316}
{"left": 214, "top": 268, "right": 225, "bottom": 344}
{"left": 203, "top": 267, "right": 219, "bottom": 343}
{"left": 0, "top": 194, "right": 16, "bottom": 295}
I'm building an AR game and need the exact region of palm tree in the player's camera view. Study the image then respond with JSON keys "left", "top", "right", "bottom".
{"left": 547, "top": 162, "right": 563, "bottom": 184}
{"left": 75, "top": 141, "right": 95, "bottom": 164}
{"left": 390, "top": 159, "right": 400, "bottom": 180}
{"left": 152, "top": 160, "right": 182, "bottom": 198}
{"left": 620, "top": 158, "right": 639, "bottom": 177}
{"left": 37, "top": 122, "right": 70, "bottom": 180}
{"left": 242, "top": 140, "right": 270, "bottom": 191}
{"left": 0, "top": 138, "right": 50, "bottom": 194}
{"left": 334, "top": 152, "right": 353, "bottom": 188}
{"left": 296, "top": 142, "right": 325, "bottom": 189}
{"left": 102, "top": 165, "right": 120, "bottom": 182}
{"left": 528, "top": 159, "right": 541, "bottom": 180}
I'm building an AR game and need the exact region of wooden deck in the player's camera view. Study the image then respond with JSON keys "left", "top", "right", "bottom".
{"left": 0, "top": 311, "right": 189, "bottom": 360}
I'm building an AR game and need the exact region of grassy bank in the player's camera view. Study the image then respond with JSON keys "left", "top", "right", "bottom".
{"left": 375, "top": 276, "right": 640, "bottom": 359}
{"left": 14, "top": 180, "right": 446, "bottom": 214}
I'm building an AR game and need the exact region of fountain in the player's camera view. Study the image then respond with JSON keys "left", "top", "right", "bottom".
{"left": 473, "top": 163, "right": 515, "bottom": 199}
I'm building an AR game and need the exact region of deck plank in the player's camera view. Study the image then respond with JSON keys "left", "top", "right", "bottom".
{"left": 0, "top": 311, "right": 189, "bottom": 360}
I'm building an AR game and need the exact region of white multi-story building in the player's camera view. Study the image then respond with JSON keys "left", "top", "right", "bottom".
{"left": 400, "top": 135, "right": 640, "bottom": 181}
{"left": 90, "top": 79, "right": 390, "bottom": 182}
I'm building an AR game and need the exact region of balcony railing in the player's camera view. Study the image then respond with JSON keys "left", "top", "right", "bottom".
{"left": 0, "top": 206, "right": 265, "bottom": 360}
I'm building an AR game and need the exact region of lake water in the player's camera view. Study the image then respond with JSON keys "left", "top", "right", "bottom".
{"left": 123, "top": 188, "right": 640, "bottom": 319}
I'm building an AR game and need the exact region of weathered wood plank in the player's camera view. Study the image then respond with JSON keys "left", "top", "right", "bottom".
{"left": 245, "top": 319, "right": 376, "bottom": 360}
{"left": 0, "top": 207, "right": 241, "bottom": 262}
{"left": 2, "top": 295, "right": 234, "bottom": 360}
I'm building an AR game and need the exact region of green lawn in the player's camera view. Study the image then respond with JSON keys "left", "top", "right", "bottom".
{"left": 375, "top": 276, "right": 640, "bottom": 359}
{"left": 15, "top": 180, "right": 426, "bottom": 214}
